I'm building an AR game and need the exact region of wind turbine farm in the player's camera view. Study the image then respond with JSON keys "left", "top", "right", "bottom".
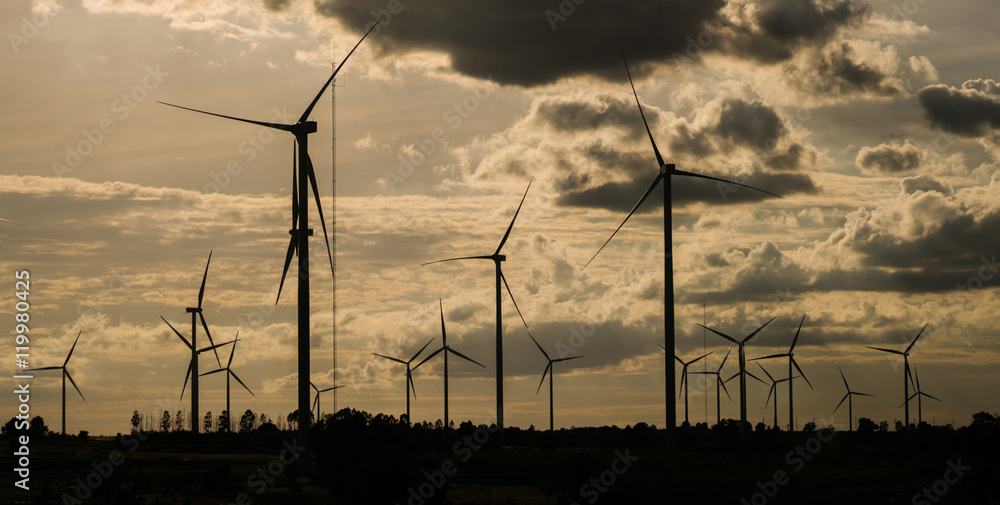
{"left": 5, "top": 1, "right": 1000, "bottom": 503}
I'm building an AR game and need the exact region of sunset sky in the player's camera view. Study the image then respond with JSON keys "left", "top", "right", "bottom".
{"left": 3, "top": 0, "right": 999, "bottom": 436}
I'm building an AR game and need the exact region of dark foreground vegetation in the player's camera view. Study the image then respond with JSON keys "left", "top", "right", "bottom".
{"left": 5, "top": 409, "right": 999, "bottom": 505}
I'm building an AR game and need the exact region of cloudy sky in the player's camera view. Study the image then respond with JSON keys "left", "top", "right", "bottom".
{"left": 3, "top": 0, "right": 999, "bottom": 435}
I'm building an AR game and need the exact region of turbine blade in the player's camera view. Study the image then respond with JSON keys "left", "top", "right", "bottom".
{"left": 718, "top": 347, "right": 733, "bottom": 372}
{"left": 297, "top": 21, "right": 381, "bottom": 124}
{"left": 765, "top": 384, "right": 775, "bottom": 409}
{"left": 855, "top": 392, "right": 874, "bottom": 397}
{"left": 65, "top": 370, "right": 85, "bottom": 401}
{"left": 227, "top": 335, "right": 238, "bottom": 368}
{"left": 866, "top": 346, "right": 904, "bottom": 355}
{"left": 791, "top": 357, "right": 813, "bottom": 389}
{"left": 756, "top": 362, "right": 775, "bottom": 382}
{"left": 501, "top": 270, "right": 529, "bottom": 329}
{"left": 198, "top": 339, "right": 237, "bottom": 354}
{"left": 905, "top": 323, "right": 929, "bottom": 353}
{"left": 161, "top": 316, "right": 192, "bottom": 349}
{"left": 833, "top": 393, "right": 849, "bottom": 414}
{"left": 312, "top": 395, "right": 319, "bottom": 413}
{"left": 689, "top": 351, "right": 713, "bottom": 365}
{"left": 230, "top": 370, "right": 255, "bottom": 396}
{"left": 25, "top": 366, "right": 62, "bottom": 371}
{"left": 373, "top": 353, "right": 407, "bottom": 366}
{"left": 199, "top": 312, "right": 221, "bottom": 367}
{"left": 64, "top": 331, "right": 83, "bottom": 367}
{"left": 839, "top": 367, "right": 849, "bottom": 391}
{"left": 180, "top": 360, "right": 193, "bottom": 401}
{"left": 553, "top": 356, "right": 583, "bottom": 363}
{"left": 621, "top": 49, "right": 664, "bottom": 168}
{"left": 439, "top": 299, "right": 447, "bottom": 345}
{"left": 159, "top": 102, "right": 296, "bottom": 131}
{"left": 674, "top": 355, "right": 685, "bottom": 365}
{"left": 536, "top": 363, "right": 551, "bottom": 395}
{"left": 320, "top": 385, "right": 344, "bottom": 392}
{"left": 0, "top": 217, "right": 24, "bottom": 226}
{"left": 413, "top": 347, "right": 444, "bottom": 371}
{"left": 198, "top": 251, "right": 212, "bottom": 309}
{"left": 276, "top": 235, "right": 296, "bottom": 305}
{"left": 420, "top": 255, "right": 494, "bottom": 267}
{"left": 724, "top": 372, "right": 740, "bottom": 384}
{"left": 743, "top": 317, "right": 777, "bottom": 343}
{"left": 409, "top": 338, "right": 436, "bottom": 363}
{"left": 199, "top": 368, "right": 226, "bottom": 377}
{"left": 678, "top": 369, "right": 686, "bottom": 399}
{"left": 304, "top": 152, "right": 335, "bottom": 276}
{"left": 528, "top": 333, "right": 550, "bottom": 361}
{"left": 582, "top": 173, "right": 664, "bottom": 270}
{"left": 310, "top": 381, "right": 318, "bottom": 393}
{"left": 292, "top": 139, "right": 299, "bottom": 227}
{"left": 671, "top": 169, "right": 784, "bottom": 200}
{"left": 923, "top": 392, "right": 942, "bottom": 402}
{"left": 745, "top": 370, "right": 767, "bottom": 385}
{"left": 719, "top": 377, "right": 732, "bottom": 401}
{"left": 749, "top": 353, "right": 789, "bottom": 361}
{"left": 699, "top": 324, "right": 740, "bottom": 345}
{"left": 448, "top": 348, "right": 486, "bottom": 368}
{"left": 494, "top": 181, "right": 531, "bottom": 255}
{"left": 790, "top": 314, "right": 805, "bottom": 352}
{"left": 408, "top": 372, "right": 417, "bottom": 399}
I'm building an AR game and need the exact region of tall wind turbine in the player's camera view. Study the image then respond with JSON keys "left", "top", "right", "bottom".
{"left": 758, "top": 363, "right": 798, "bottom": 430}
{"left": 412, "top": 299, "right": 486, "bottom": 429}
{"left": 899, "top": 367, "right": 941, "bottom": 425}
{"left": 530, "top": 333, "right": 583, "bottom": 431}
{"left": 200, "top": 335, "right": 254, "bottom": 433}
{"left": 160, "top": 23, "right": 379, "bottom": 438}
{"left": 372, "top": 338, "right": 435, "bottom": 424}
{"left": 583, "top": 52, "right": 782, "bottom": 447}
{"left": 310, "top": 382, "right": 344, "bottom": 420}
{"left": 690, "top": 347, "right": 733, "bottom": 426}
{"left": 421, "top": 183, "right": 531, "bottom": 437}
{"left": 159, "top": 251, "right": 225, "bottom": 433}
{"left": 700, "top": 318, "right": 776, "bottom": 432}
{"left": 750, "top": 315, "right": 812, "bottom": 431}
{"left": 833, "top": 367, "right": 873, "bottom": 432}
{"left": 26, "top": 331, "right": 85, "bottom": 435}
{"left": 866, "top": 323, "right": 927, "bottom": 428}
{"left": 669, "top": 348, "right": 712, "bottom": 425}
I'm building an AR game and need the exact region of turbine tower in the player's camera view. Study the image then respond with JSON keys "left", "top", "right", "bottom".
{"left": 750, "top": 315, "right": 812, "bottom": 431}
{"left": 866, "top": 323, "right": 927, "bottom": 428}
{"left": 412, "top": 299, "right": 486, "bottom": 429}
{"left": 160, "top": 23, "right": 380, "bottom": 439}
{"left": 26, "top": 331, "right": 85, "bottom": 435}
{"left": 583, "top": 52, "right": 782, "bottom": 448}
{"left": 421, "top": 183, "right": 531, "bottom": 439}
{"left": 530, "top": 333, "right": 583, "bottom": 431}
{"left": 372, "top": 338, "right": 435, "bottom": 424}
{"left": 700, "top": 318, "right": 776, "bottom": 432}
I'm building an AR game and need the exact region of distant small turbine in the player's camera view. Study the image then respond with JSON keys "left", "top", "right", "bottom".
{"left": 750, "top": 315, "right": 813, "bottom": 431}
{"left": 833, "top": 367, "right": 873, "bottom": 432}
{"left": 668, "top": 348, "right": 712, "bottom": 425}
{"left": 26, "top": 331, "right": 85, "bottom": 435}
{"left": 310, "top": 382, "right": 344, "bottom": 421}
{"left": 530, "top": 333, "right": 583, "bottom": 432}
{"left": 412, "top": 299, "right": 486, "bottom": 429}
{"left": 701, "top": 318, "right": 776, "bottom": 432}
{"left": 200, "top": 334, "right": 254, "bottom": 433}
{"left": 690, "top": 347, "right": 733, "bottom": 426}
{"left": 867, "top": 323, "right": 927, "bottom": 428}
{"left": 372, "top": 337, "right": 435, "bottom": 424}
{"left": 898, "top": 367, "right": 941, "bottom": 425}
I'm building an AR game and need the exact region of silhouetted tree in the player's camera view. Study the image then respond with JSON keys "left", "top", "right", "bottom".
{"left": 755, "top": 422, "right": 766, "bottom": 432}
{"left": 203, "top": 411, "right": 213, "bottom": 432}
{"left": 218, "top": 410, "right": 230, "bottom": 433}
{"left": 1, "top": 417, "right": 18, "bottom": 436}
{"left": 857, "top": 417, "right": 877, "bottom": 433}
{"left": 802, "top": 421, "right": 816, "bottom": 432}
{"left": 239, "top": 409, "right": 257, "bottom": 432}
{"left": 259, "top": 413, "right": 268, "bottom": 426}
{"left": 131, "top": 410, "right": 141, "bottom": 431}
{"left": 175, "top": 410, "right": 184, "bottom": 431}
{"left": 972, "top": 411, "right": 999, "bottom": 429}
{"left": 895, "top": 420, "right": 904, "bottom": 432}
{"left": 161, "top": 411, "right": 171, "bottom": 432}
{"left": 29, "top": 416, "right": 48, "bottom": 436}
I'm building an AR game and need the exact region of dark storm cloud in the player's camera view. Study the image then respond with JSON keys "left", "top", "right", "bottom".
{"left": 817, "top": 42, "right": 903, "bottom": 97}
{"left": 901, "top": 174, "right": 952, "bottom": 196}
{"left": 856, "top": 142, "right": 922, "bottom": 175}
{"left": 918, "top": 80, "right": 1000, "bottom": 137}
{"left": 533, "top": 94, "right": 657, "bottom": 140}
{"left": 314, "top": 0, "right": 726, "bottom": 86}
{"left": 715, "top": 99, "right": 783, "bottom": 149}
{"left": 719, "top": 0, "right": 869, "bottom": 63}
{"left": 262, "top": 0, "right": 291, "bottom": 11}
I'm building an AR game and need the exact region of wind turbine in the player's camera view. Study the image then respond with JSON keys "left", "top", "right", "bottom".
{"left": 412, "top": 299, "right": 486, "bottom": 429}
{"left": 530, "top": 333, "right": 583, "bottom": 432}
{"left": 690, "top": 347, "right": 733, "bottom": 426}
{"left": 311, "top": 382, "right": 345, "bottom": 421}
{"left": 372, "top": 337, "right": 435, "bottom": 424}
{"left": 200, "top": 334, "right": 254, "bottom": 432}
{"left": 583, "top": 52, "right": 782, "bottom": 447}
{"left": 866, "top": 323, "right": 927, "bottom": 428}
{"left": 26, "top": 331, "right": 85, "bottom": 435}
{"left": 833, "top": 367, "right": 873, "bottom": 432}
{"left": 899, "top": 367, "right": 941, "bottom": 425}
{"left": 700, "top": 318, "right": 776, "bottom": 432}
{"left": 757, "top": 363, "right": 799, "bottom": 430}
{"left": 159, "top": 251, "right": 226, "bottom": 433}
{"left": 669, "top": 348, "right": 712, "bottom": 425}
{"left": 421, "top": 182, "right": 531, "bottom": 438}
{"left": 750, "top": 315, "right": 812, "bottom": 431}
{"left": 160, "top": 23, "right": 379, "bottom": 438}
